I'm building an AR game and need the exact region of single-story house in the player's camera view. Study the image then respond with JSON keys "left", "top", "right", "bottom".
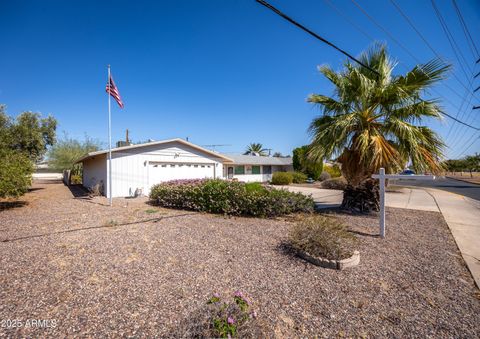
{"left": 75, "top": 138, "right": 293, "bottom": 198}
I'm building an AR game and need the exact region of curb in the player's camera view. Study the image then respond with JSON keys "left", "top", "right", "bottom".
{"left": 446, "top": 176, "right": 480, "bottom": 186}
{"left": 297, "top": 250, "right": 360, "bottom": 270}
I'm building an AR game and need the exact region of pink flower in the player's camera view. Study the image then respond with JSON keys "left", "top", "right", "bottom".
{"left": 227, "top": 316, "right": 235, "bottom": 325}
{"left": 233, "top": 290, "right": 243, "bottom": 298}
{"left": 213, "top": 292, "right": 220, "bottom": 298}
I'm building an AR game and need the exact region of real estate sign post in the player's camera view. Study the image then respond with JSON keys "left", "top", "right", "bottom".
{"left": 372, "top": 168, "right": 435, "bottom": 238}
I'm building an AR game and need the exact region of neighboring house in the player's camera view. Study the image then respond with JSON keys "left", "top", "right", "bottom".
{"left": 74, "top": 138, "right": 293, "bottom": 198}
{"left": 222, "top": 154, "right": 293, "bottom": 183}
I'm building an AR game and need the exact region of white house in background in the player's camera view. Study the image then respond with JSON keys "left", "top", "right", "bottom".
{"left": 74, "top": 138, "right": 293, "bottom": 198}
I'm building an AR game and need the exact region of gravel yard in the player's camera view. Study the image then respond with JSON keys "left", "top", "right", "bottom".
{"left": 1, "top": 181, "right": 479, "bottom": 337}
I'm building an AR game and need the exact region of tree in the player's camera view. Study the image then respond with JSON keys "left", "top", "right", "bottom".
{"left": 272, "top": 152, "right": 283, "bottom": 157}
{"left": 308, "top": 44, "right": 449, "bottom": 212}
{"left": 47, "top": 134, "right": 102, "bottom": 175}
{"left": 244, "top": 143, "right": 267, "bottom": 156}
{"left": 0, "top": 105, "right": 57, "bottom": 162}
{"left": 292, "top": 145, "right": 323, "bottom": 180}
{"left": 464, "top": 153, "right": 480, "bottom": 178}
{"left": 0, "top": 105, "right": 56, "bottom": 197}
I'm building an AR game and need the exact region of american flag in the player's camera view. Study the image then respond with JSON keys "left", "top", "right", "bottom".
{"left": 105, "top": 74, "right": 124, "bottom": 108}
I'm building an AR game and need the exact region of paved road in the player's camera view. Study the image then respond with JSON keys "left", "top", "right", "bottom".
{"left": 392, "top": 176, "right": 480, "bottom": 201}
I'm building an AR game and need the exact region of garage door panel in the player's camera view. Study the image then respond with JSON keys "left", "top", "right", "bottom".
{"left": 149, "top": 163, "right": 214, "bottom": 186}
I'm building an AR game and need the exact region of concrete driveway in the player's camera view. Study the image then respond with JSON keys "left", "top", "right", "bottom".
{"left": 283, "top": 185, "right": 439, "bottom": 212}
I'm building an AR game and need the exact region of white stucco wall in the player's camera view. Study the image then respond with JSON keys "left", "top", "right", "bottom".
{"left": 104, "top": 141, "right": 225, "bottom": 197}
{"left": 82, "top": 154, "right": 107, "bottom": 194}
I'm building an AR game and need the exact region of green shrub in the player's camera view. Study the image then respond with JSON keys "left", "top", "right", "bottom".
{"left": 323, "top": 164, "right": 341, "bottom": 178}
{"left": 271, "top": 172, "right": 293, "bottom": 185}
{"left": 0, "top": 148, "right": 33, "bottom": 198}
{"left": 292, "top": 171, "right": 307, "bottom": 183}
{"left": 289, "top": 215, "right": 357, "bottom": 261}
{"left": 149, "top": 179, "right": 314, "bottom": 218}
{"left": 321, "top": 177, "right": 347, "bottom": 190}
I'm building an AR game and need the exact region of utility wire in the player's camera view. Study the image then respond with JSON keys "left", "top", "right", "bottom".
{"left": 351, "top": 0, "right": 478, "bottom": 103}
{"left": 452, "top": 0, "right": 480, "bottom": 59}
{"left": 255, "top": 0, "right": 480, "bottom": 133}
{"left": 430, "top": 0, "right": 473, "bottom": 82}
{"left": 255, "top": 0, "right": 380, "bottom": 76}
{"left": 389, "top": 0, "right": 476, "bottom": 143}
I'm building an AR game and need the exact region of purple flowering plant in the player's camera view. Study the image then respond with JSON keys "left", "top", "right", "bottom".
{"left": 207, "top": 291, "right": 257, "bottom": 338}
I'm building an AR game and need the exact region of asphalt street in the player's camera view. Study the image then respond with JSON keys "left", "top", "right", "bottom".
{"left": 392, "top": 176, "right": 480, "bottom": 201}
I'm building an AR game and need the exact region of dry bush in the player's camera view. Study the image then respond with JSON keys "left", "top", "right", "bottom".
{"left": 289, "top": 214, "right": 357, "bottom": 261}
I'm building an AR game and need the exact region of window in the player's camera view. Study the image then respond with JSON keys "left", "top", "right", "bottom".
{"left": 234, "top": 166, "right": 245, "bottom": 175}
{"left": 263, "top": 165, "right": 272, "bottom": 174}
{"left": 194, "top": 165, "right": 198, "bottom": 168}
{"left": 201, "top": 165, "right": 205, "bottom": 168}
{"left": 252, "top": 165, "right": 260, "bottom": 174}
{"left": 161, "top": 164, "right": 167, "bottom": 167}
{"left": 170, "top": 164, "right": 175, "bottom": 167}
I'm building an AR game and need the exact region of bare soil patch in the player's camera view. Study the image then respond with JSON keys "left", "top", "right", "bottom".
{"left": 0, "top": 181, "right": 479, "bottom": 337}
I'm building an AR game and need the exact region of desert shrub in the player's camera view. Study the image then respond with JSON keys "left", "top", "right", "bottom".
{"left": 172, "top": 291, "right": 263, "bottom": 338}
{"left": 149, "top": 179, "right": 314, "bottom": 217}
{"left": 323, "top": 164, "right": 342, "bottom": 178}
{"left": 289, "top": 215, "right": 357, "bottom": 261}
{"left": 70, "top": 174, "right": 82, "bottom": 184}
{"left": 271, "top": 171, "right": 293, "bottom": 185}
{"left": 321, "top": 177, "right": 347, "bottom": 190}
{"left": 0, "top": 148, "right": 33, "bottom": 198}
{"left": 319, "top": 171, "right": 331, "bottom": 182}
{"left": 292, "top": 171, "right": 307, "bottom": 183}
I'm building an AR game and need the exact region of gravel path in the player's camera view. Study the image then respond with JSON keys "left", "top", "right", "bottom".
{"left": 1, "top": 181, "right": 479, "bottom": 337}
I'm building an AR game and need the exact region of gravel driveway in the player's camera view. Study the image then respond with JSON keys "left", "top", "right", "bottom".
{"left": 1, "top": 181, "right": 479, "bottom": 337}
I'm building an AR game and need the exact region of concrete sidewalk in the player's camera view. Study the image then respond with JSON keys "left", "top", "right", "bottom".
{"left": 283, "top": 186, "right": 439, "bottom": 212}
{"left": 425, "top": 188, "right": 480, "bottom": 288}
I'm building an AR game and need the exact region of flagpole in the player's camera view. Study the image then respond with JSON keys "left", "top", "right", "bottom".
{"left": 107, "top": 65, "right": 113, "bottom": 206}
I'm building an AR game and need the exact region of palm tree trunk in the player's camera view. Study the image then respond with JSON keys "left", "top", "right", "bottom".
{"left": 341, "top": 179, "right": 379, "bottom": 213}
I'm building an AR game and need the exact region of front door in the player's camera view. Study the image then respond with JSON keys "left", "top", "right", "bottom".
{"left": 227, "top": 166, "right": 234, "bottom": 179}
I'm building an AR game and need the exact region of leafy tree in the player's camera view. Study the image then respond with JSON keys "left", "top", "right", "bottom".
{"left": 0, "top": 105, "right": 57, "bottom": 198}
{"left": 292, "top": 145, "right": 323, "bottom": 180}
{"left": 308, "top": 44, "right": 449, "bottom": 212}
{"left": 47, "top": 134, "right": 102, "bottom": 175}
{"left": 0, "top": 105, "right": 57, "bottom": 162}
{"left": 244, "top": 143, "right": 267, "bottom": 156}
{"left": 272, "top": 152, "right": 283, "bottom": 157}
{"left": 464, "top": 153, "right": 480, "bottom": 178}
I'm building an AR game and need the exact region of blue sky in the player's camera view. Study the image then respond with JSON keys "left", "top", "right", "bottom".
{"left": 1, "top": 0, "right": 479, "bottom": 158}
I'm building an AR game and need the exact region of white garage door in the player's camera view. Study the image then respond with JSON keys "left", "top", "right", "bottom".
{"left": 149, "top": 163, "right": 215, "bottom": 186}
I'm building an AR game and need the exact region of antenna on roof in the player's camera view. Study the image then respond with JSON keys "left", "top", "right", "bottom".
{"left": 201, "top": 144, "right": 232, "bottom": 151}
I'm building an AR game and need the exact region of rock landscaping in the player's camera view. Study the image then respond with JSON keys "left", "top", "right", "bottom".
{"left": 1, "top": 181, "right": 479, "bottom": 337}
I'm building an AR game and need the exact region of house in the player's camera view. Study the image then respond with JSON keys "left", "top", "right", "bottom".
{"left": 75, "top": 138, "right": 293, "bottom": 198}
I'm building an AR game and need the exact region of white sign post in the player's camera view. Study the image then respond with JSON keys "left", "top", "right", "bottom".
{"left": 372, "top": 168, "right": 435, "bottom": 239}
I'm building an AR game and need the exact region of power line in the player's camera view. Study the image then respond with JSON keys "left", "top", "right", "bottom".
{"left": 256, "top": 0, "right": 480, "bottom": 133}
{"left": 255, "top": 0, "right": 380, "bottom": 76}
{"left": 351, "top": 0, "right": 478, "bottom": 104}
{"left": 430, "top": 0, "right": 473, "bottom": 82}
{"left": 452, "top": 0, "right": 480, "bottom": 59}
{"left": 455, "top": 133, "right": 479, "bottom": 158}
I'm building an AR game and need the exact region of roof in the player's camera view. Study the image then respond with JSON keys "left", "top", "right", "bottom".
{"left": 223, "top": 154, "right": 292, "bottom": 166}
{"left": 74, "top": 138, "right": 234, "bottom": 163}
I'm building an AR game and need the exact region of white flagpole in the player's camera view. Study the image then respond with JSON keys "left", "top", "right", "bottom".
{"left": 107, "top": 65, "right": 113, "bottom": 206}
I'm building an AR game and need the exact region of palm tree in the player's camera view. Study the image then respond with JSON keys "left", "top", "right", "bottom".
{"left": 308, "top": 44, "right": 449, "bottom": 212}
{"left": 244, "top": 143, "right": 267, "bottom": 156}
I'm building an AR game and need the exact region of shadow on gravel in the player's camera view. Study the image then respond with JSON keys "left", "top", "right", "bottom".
{"left": 0, "top": 201, "right": 28, "bottom": 212}
{"left": 0, "top": 212, "right": 197, "bottom": 243}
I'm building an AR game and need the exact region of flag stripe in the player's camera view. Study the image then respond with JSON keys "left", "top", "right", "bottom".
{"left": 105, "top": 75, "right": 124, "bottom": 108}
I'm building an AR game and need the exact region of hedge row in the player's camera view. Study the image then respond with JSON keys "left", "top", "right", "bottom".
{"left": 149, "top": 179, "right": 314, "bottom": 218}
